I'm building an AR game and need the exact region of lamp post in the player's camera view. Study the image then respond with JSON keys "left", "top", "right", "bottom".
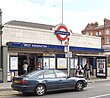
{"left": 61, "top": 0, "right": 71, "bottom": 76}
{"left": 67, "top": 37, "right": 70, "bottom": 76}
{"left": 62, "top": 0, "right": 63, "bottom": 24}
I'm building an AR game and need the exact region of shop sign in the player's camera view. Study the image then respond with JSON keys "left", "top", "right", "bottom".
{"left": 55, "top": 25, "right": 70, "bottom": 41}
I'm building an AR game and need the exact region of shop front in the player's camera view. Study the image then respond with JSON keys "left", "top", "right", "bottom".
{"left": 6, "top": 41, "right": 105, "bottom": 81}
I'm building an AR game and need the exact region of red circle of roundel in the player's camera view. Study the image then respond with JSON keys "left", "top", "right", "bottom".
{"left": 57, "top": 25, "right": 68, "bottom": 41}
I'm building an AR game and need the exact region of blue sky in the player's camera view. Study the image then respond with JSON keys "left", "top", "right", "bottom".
{"left": 0, "top": 0, "right": 110, "bottom": 33}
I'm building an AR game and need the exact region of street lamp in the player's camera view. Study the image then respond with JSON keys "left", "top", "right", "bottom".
{"left": 62, "top": 0, "right": 63, "bottom": 24}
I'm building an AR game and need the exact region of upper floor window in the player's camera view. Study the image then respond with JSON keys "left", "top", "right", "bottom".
{"left": 89, "top": 32, "right": 92, "bottom": 36}
{"left": 86, "top": 32, "right": 92, "bottom": 36}
{"left": 96, "top": 32, "right": 99, "bottom": 36}
{"left": 96, "top": 32, "right": 102, "bottom": 36}
{"left": 99, "top": 32, "right": 102, "bottom": 35}
{"left": 106, "top": 37, "right": 110, "bottom": 44}
{"left": 105, "top": 29, "right": 110, "bottom": 35}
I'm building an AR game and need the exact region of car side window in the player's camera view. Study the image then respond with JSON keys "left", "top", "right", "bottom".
{"left": 37, "top": 73, "right": 43, "bottom": 79}
{"left": 55, "top": 70, "right": 67, "bottom": 78}
{"left": 44, "top": 70, "right": 55, "bottom": 79}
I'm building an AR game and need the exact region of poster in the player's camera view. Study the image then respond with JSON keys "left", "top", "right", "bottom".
{"left": 57, "top": 58, "right": 67, "bottom": 69}
{"left": 10, "top": 57, "right": 18, "bottom": 70}
{"left": 50, "top": 58, "right": 55, "bottom": 69}
{"left": 97, "top": 59, "right": 106, "bottom": 76}
{"left": 70, "top": 59, "right": 76, "bottom": 69}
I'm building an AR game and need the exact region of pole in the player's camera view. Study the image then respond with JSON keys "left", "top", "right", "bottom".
{"left": 62, "top": 0, "right": 63, "bottom": 24}
{"left": 0, "top": 9, "right": 2, "bottom": 68}
{"left": 67, "top": 51, "right": 70, "bottom": 76}
{"left": 67, "top": 38, "right": 70, "bottom": 76}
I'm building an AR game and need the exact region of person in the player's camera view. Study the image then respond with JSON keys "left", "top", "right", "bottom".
{"left": 76, "top": 63, "right": 83, "bottom": 77}
{"left": 43, "top": 62, "right": 49, "bottom": 70}
{"left": 23, "top": 62, "right": 28, "bottom": 74}
{"left": 36, "top": 62, "right": 41, "bottom": 70}
{"left": 84, "top": 61, "right": 91, "bottom": 80}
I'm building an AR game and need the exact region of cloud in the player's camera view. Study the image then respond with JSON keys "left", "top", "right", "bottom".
{"left": 0, "top": 0, "right": 110, "bottom": 33}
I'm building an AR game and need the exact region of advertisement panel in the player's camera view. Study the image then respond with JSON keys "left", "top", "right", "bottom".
{"left": 10, "top": 56, "right": 18, "bottom": 70}
{"left": 96, "top": 58, "right": 107, "bottom": 77}
{"left": 57, "top": 58, "right": 67, "bottom": 69}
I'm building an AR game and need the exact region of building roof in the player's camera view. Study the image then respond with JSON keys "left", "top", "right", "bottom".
{"left": 5, "top": 20, "right": 55, "bottom": 30}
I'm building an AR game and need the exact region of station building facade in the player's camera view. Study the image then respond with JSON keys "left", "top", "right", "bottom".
{"left": 0, "top": 20, "right": 106, "bottom": 82}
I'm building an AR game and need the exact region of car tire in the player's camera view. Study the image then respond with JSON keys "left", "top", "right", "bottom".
{"left": 35, "top": 84, "right": 46, "bottom": 96}
{"left": 75, "top": 81, "right": 83, "bottom": 91}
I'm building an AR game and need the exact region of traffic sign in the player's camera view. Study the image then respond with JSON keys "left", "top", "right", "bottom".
{"left": 65, "top": 52, "right": 72, "bottom": 58}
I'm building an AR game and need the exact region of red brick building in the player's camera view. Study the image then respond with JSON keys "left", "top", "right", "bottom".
{"left": 82, "top": 18, "right": 110, "bottom": 66}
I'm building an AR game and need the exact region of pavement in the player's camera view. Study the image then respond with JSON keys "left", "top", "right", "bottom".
{"left": 0, "top": 76, "right": 110, "bottom": 91}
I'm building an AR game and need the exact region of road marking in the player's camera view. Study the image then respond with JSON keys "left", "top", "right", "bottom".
{"left": 89, "top": 93, "right": 110, "bottom": 98}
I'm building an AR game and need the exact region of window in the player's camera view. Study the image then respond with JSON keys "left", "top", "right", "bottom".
{"left": 99, "top": 32, "right": 102, "bottom": 35}
{"left": 105, "top": 29, "right": 110, "bottom": 35}
{"left": 37, "top": 73, "right": 43, "bottom": 79}
{"left": 89, "top": 32, "right": 92, "bottom": 36}
{"left": 55, "top": 70, "right": 67, "bottom": 78}
{"left": 44, "top": 71, "right": 55, "bottom": 78}
{"left": 106, "top": 37, "right": 110, "bottom": 44}
{"left": 96, "top": 32, "right": 102, "bottom": 36}
{"left": 96, "top": 32, "right": 99, "bottom": 36}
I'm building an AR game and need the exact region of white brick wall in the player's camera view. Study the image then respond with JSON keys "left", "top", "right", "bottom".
{"left": 2, "top": 24, "right": 101, "bottom": 49}
{"left": 70, "top": 33, "right": 101, "bottom": 48}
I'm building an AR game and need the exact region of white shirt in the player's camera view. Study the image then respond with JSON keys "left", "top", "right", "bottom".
{"left": 23, "top": 64, "right": 28, "bottom": 71}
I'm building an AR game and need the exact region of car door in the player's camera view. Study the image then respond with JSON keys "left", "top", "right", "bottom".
{"left": 55, "top": 70, "right": 75, "bottom": 90}
{"left": 42, "top": 70, "right": 59, "bottom": 91}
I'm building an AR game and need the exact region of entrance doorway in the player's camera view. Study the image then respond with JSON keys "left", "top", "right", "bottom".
{"left": 18, "top": 53, "right": 37, "bottom": 76}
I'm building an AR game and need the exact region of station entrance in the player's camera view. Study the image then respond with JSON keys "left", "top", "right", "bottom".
{"left": 18, "top": 53, "right": 43, "bottom": 76}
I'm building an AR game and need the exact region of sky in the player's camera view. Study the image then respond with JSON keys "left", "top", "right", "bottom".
{"left": 0, "top": 0, "right": 110, "bottom": 33}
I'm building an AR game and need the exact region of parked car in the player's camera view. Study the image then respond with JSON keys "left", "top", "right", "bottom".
{"left": 11, "top": 69, "right": 87, "bottom": 96}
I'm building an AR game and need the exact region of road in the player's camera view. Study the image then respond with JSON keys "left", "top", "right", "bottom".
{"left": 0, "top": 81, "right": 110, "bottom": 98}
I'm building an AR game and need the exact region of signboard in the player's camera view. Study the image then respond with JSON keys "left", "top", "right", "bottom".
{"left": 96, "top": 59, "right": 106, "bottom": 77}
{"left": 55, "top": 25, "right": 70, "bottom": 41}
{"left": 50, "top": 58, "right": 55, "bottom": 69}
{"left": 65, "top": 52, "right": 72, "bottom": 58}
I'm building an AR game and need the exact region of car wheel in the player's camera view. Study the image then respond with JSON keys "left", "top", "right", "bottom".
{"left": 75, "top": 81, "right": 83, "bottom": 91}
{"left": 35, "top": 84, "right": 46, "bottom": 96}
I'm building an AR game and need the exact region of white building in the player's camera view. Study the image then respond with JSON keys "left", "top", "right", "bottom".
{"left": 0, "top": 20, "right": 106, "bottom": 82}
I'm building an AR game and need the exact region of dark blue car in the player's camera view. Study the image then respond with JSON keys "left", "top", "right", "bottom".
{"left": 11, "top": 69, "right": 87, "bottom": 96}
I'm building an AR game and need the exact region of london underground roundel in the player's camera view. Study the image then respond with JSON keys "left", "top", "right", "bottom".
{"left": 57, "top": 25, "right": 68, "bottom": 41}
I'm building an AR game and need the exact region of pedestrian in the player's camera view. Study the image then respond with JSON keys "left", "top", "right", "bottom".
{"left": 43, "top": 62, "right": 49, "bottom": 70}
{"left": 23, "top": 62, "right": 28, "bottom": 74}
{"left": 84, "top": 61, "right": 91, "bottom": 80}
{"left": 76, "top": 63, "right": 83, "bottom": 77}
{"left": 35, "top": 62, "right": 41, "bottom": 70}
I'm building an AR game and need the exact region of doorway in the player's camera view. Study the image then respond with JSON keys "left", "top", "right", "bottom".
{"left": 18, "top": 53, "right": 37, "bottom": 76}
